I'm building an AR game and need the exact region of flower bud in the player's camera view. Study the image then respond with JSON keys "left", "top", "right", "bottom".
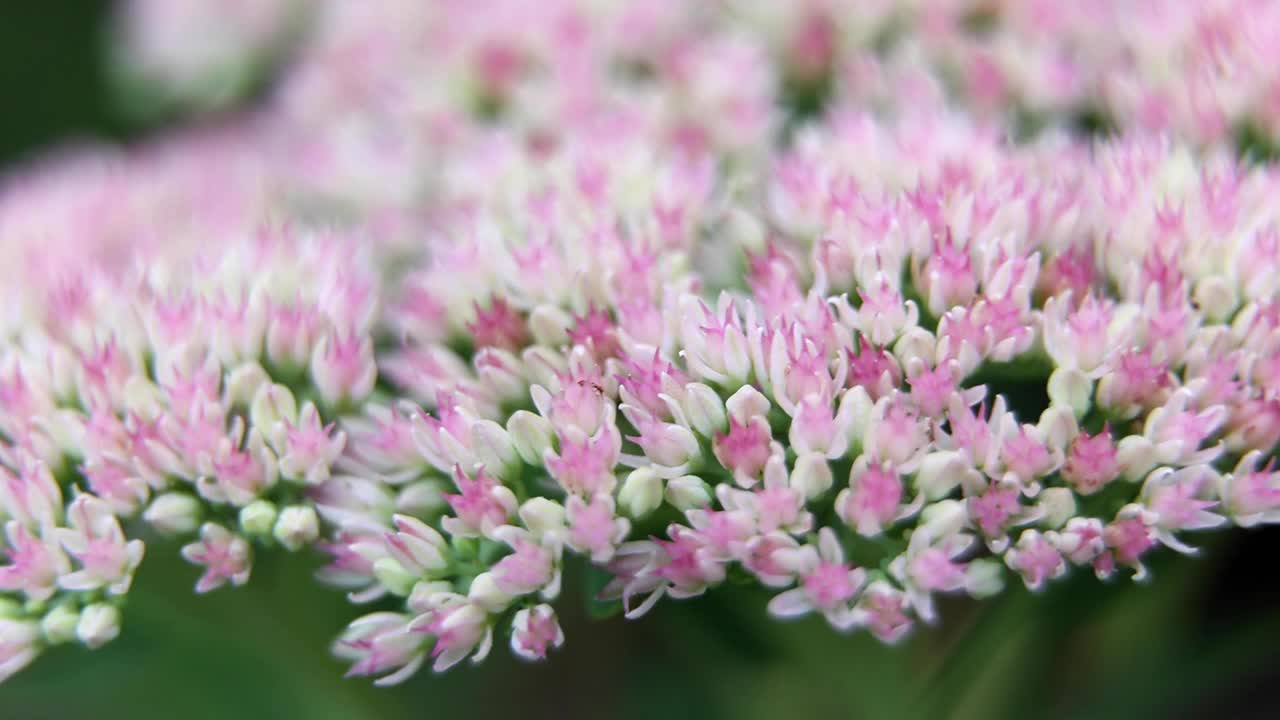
{"left": 683, "top": 383, "right": 727, "bottom": 436}
{"left": 76, "top": 604, "right": 121, "bottom": 649}
{"left": 1036, "top": 487, "right": 1077, "bottom": 529}
{"left": 396, "top": 479, "right": 450, "bottom": 517}
{"left": 964, "top": 559, "right": 1005, "bottom": 599}
{"left": 792, "top": 452, "right": 833, "bottom": 500}
{"left": 519, "top": 497, "right": 567, "bottom": 539}
{"left": 122, "top": 376, "right": 165, "bottom": 421}
{"left": 474, "top": 348, "right": 527, "bottom": 403}
{"left": 1194, "top": 277, "right": 1236, "bottom": 323}
{"left": 143, "top": 492, "right": 202, "bottom": 535}
{"left": 251, "top": 382, "right": 298, "bottom": 433}
{"left": 724, "top": 206, "right": 766, "bottom": 254}
{"left": 1047, "top": 368, "right": 1092, "bottom": 420}
{"left": 226, "top": 363, "right": 269, "bottom": 409}
{"left": 372, "top": 558, "right": 418, "bottom": 596}
{"left": 529, "top": 305, "right": 573, "bottom": 346}
{"left": 467, "top": 571, "right": 515, "bottom": 613}
{"left": 273, "top": 505, "right": 320, "bottom": 551}
{"left": 471, "top": 420, "right": 519, "bottom": 479}
{"left": 920, "top": 500, "right": 969, "bottom": 539}
{"left": 914, "top": 451, "right": 967, "bottom": 500}
{"left": 665, "top": 475, "right": 713, "bottom": 511}
{"left": 507, "top": 410, "right": 555, "bottom": 466}
{"left": 235, "top": 500, "right": 276, "bottom": 538}
{"left": 40, "top": 604, "right": 80, "bottom": 645}
{"left": 838, "top": 387, "right": 875, "bottom": 450}
{"left": 1117, "top": 435, "right": 1158, "bottom": 481}
{"left": 725, "top": 385, "right": 771, "bottom": 424}
{"left": 618, "top": 468, "right": 664, "bottom": 519}
{"left": 407, "top": 580, "right": 455, "bottom": 613}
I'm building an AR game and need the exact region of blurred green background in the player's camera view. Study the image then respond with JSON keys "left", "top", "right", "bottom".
{"left": 1, "top": 5, "right": 1279, "bottom": 719}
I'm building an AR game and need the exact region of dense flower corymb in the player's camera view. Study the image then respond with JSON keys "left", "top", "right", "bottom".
{"left": 0, "top": 0, "right": 1278, "bottom": 687}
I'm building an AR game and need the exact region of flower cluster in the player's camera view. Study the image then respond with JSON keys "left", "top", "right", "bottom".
{"left": 1, "top": 0, "right": 1278, "bottom": 686}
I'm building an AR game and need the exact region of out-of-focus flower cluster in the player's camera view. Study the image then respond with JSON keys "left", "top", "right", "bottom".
{"left": 1, "top": 0, "right": 1277, "bottom": 685}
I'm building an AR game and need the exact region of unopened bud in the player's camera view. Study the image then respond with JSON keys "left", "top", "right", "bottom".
{"left": 76, "top": 604, "right": 121, "bottom": 649}
{"left": 1047, "top": 368, "right": 1093, "bottom": 420}
{"left": 238, "top": 499, "right": 278, "bottom": 537}
{"left": 683, "top": 383, "right": 727, "bottom": 436}
{"left": 40, "top": 604, "right": 80, "bottom": 645}
{"left": 250, "top": 382, "right": 297, "bottom": 432}
{"left": 508, "top": 410, "right": 555, "bottom": 466}
{"left": 273, "top": 505, "right": 319, "bottom": 551}
{"left": 792, "top": 452, "right": 833, "bottom": 500}
{"left": 143, "top": 492, "right": 202, "bottom": 535}
{"left": 618, "top": 468, "right": 664, "bottom": 519}
{"left": 665, "top": 475, "right": 712, "bottom": 511}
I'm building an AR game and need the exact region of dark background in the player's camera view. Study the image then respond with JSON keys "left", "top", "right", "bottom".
{"left": 0, "top": 4, "right": 1278, "bottom": 718}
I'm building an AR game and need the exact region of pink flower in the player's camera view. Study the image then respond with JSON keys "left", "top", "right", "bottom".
{"left": 844, "top": 336, "right": 902, "bottom": 400}
{"left": 565, "top": 495, "right": 629, "bottom": 563}
{"left": 338, "top": 404, "right": 423, "bottom": 480}
{"left": 467, "top": 297, "right": 528, "bottom": 352}
{"left": 409, "top": 595, "right": 493, "bottom": 673}
{"left": 836, "top": 458, "right": 919, "bottom": 537}
{"left": 1220, "top": 451, "right": 1280, "bottom": 526}
{"left": 1096, "top": 348, "right": 1171, "bottom": 419}
{"left": 545, "top": 423, "right": 624, "bottom": 495}
{"left": 510, "top": 605, "right": 564, "bottom": 662}
{"left": 80, "top": 459, "right": 149, "bottom": 516}
{"left": 684, "top": 507, "right": 755, "bottom": 563}
{"left": 905, "top": 359, "right": 960, "bottom": 419}
{"left": 652, "top": 527, "right": 726, "bottom": 600}
{"left": 1098, "top": 505, "right": 1159, "bottom": 580}
{"left": 0, "top": 453, "right": 63, "bottom": 529}
{"left": 851, "top": 580, "right": 914, "bottom": 644}
{"left": 310, "top": 332, "right": 377, "bottom": 407}
{"left": 967, "top": 479, "right": 1038, "bottom": 551}
{"left": 382, "top": 515, "right": 450, "bottom": 578}
{"left": 1062, "top": 427, "right": 1120, "bottom": 495}
{"left": 181, "top": 522, "right": 252, "bottom": 593}
{"left": 0, "top": 521, "right": 69, "bottom": 601}
{"left": 768, "top": 528, "right": 866, "bottom": 630}
{"left": 53, "top": 494, "right": 145, "bottom": 595}
{"left": 890, "top": 530, "right": 988, "bottom": 623}
{"left": 718, "top": 454, "right": 812, "bottom": 535}
{"left": 998, "top": 423, "right": 1058, "bottom": 483}
{"left": 742, "top": 532, "right": 801, "bottom": 588}
{"left": 265, "top": 300, "right": 324, "bottom": 369}
{"left": 915, "top": 230, "right": 977, "bottom": 317}
{"left": 195, "top": 421, "right": 278, "bottom": 506}
{"left": 864, "top": 394, "right": 929, "bottom": 470}
{"left": 441, "top": 466, "right": 517, "bottom": 539}
{"left": 852, "top": 274, "right": 918, "bottom": 346}
{"left": 490, "top": 527, "right": 558, "bottom": 598}
{"left": 0, "top": 619, "right": 40, "bottom": 683}
{"left": 530, "top": 366, "right": 614, "bottom": 438}
{"left": 713, "top": 417, "right": 774, "bottom": 487}
{"left": 272, "top": 402, "right": 347, "bottom": 485}
{"left": 1140, "top": 465, "right": 1225, "bottom": 553}
{"left": 1143, "top": 390, "right": 1227, "bottom": 466}
{"left": 616, "top": 350, "right": 688, "bottom": 420}
{"left": 568, "top": 304, "right": 621, "bottom": 360}
{"left": 1005, "top": 530, "right": 1066, "bottom": 591}
{"left": 1042, "top": 294, "right": 1131, "bottom": 373}
{"left": 335, "top": 612, "right": 426, "bottom": 686}
{"left": 679, "top": 294, "right": 750, "bottom": 385}
{"left": 620, "top": 405, "right": 697, "bottom": 470}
